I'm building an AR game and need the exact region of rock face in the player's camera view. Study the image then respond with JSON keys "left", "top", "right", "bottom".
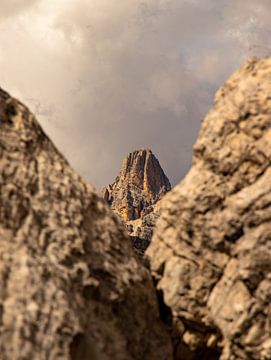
{"left": 0, "top": 89, "right": 173, "bottom": 360}
{"left": 147, "top": 58, "right": 271, "bottom": 360}
{"left": 102, "top": 149, "right": 171, "bottom": 255}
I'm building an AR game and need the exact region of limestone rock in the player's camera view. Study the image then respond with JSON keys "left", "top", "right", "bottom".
{"left": 147, "top": 57, "right": 271, "bottom": 360}
{"left": 0, "top": 88, "right": 173, "bottom": 360}
{"left": 102, "top": 149, "right": 171, "bottom": 255}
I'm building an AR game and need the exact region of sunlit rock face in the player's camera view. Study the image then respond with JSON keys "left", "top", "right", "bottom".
{"left": 0, "top": 88, "right": 173, "bottom": 360}
{"left": 147, "top": 58, "right": 271, "bottom": 360}
{"left": 102, "top": 149, "right": 171, "bottom": 255}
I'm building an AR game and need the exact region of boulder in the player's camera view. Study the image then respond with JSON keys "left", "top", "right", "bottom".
{"left": 147, "top": 58, "right": 271, "bottom": 360}
{"left": 0, "top": 88, "right": 173, "bottom": 360}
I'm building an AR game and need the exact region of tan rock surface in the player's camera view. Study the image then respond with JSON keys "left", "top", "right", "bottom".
{"left": 147, "top": 58, "right": 271, "bottom": 360}
{"left": 0, "top": 88, "right": 173, "bottom": 360}
{"left": 102, "top": 149, "right": 171, "bottom": 255}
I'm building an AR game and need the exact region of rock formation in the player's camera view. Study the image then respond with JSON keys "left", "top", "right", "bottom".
{"left": 102, "top": 149, "right": 171, "bottom": 255}
{"left": 0, "top": 88, "right": 173, "bottom": 360}
{"left": 147, "top": 57, "right": 271, "bottom": 360}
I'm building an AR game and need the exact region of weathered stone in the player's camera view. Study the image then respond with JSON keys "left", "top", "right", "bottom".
{"left": 102, "top": 149, "right": 171, "bottom": 255}
{"left": 147, "top": 57, "right": 271, "bottom": 360}
{"left": 0, "top": 88, "right": 173, "bottom": 360}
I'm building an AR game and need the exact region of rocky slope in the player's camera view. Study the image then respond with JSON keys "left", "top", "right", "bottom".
{"left": 0, "top": 89, "right": 173, "bottom": 360}
{"left": 101, "top": 149, "right": 171, "bottom": 255}
{"left": 147, "top": 57, "right": 271, "bottom": 360}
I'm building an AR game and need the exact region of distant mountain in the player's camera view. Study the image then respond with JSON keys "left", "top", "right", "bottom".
{"left": 101, "top": 148, "right": 171, "bottom": 255}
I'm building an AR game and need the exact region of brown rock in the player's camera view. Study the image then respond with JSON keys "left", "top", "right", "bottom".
{"left": 0, "top": 88, "right": 173, "bottom": 360}
{"left": 102, "top": 149, "right": 171, "bottom": 255}
{"left": 147, "top": 57, "right": 271, "bottom": 360}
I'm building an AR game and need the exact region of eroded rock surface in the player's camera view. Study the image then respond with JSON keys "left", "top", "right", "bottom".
{"left": 147, "top": 58, "right": 271, "bottom": 360}
{"left": 0, "top": 89, "right": 173, "bottom": 360}
{"left": 102, "top": 149, "right": 171, "bottom": 255}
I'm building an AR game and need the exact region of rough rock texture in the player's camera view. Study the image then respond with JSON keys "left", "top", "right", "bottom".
{"left": 126, "top": 200, "right": 162, "bottom": 256}
{"left": 102, "top": 149, "right": 171, "bottom": 255}
{"left": 147, "top": 58, "right": 271, "bottom": 360}
{"left": 0, "top": 88, "right": 173, "bottom": 360}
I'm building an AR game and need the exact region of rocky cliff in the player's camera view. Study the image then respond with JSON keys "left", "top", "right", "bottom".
{"left": 2, "top": 56, "right": 271, "bottom": 360}
{"left": 0, "top": 89, "right": 173, "bottom": 360}
{"left": 147, "top": 57, "right": 271, "bottom": 360}
{"left": 102, "top": 149, "right": 171, "bottom": 255}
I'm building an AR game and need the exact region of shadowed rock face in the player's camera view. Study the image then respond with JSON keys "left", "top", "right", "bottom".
{"left": 147, "top": 58, "right": 271, "bottom": 360}
{"left": 102, "top": 149, "right": 171, "bottom": 255}
{"left": 0, "top": 89, "right": 173, "bottom": 360}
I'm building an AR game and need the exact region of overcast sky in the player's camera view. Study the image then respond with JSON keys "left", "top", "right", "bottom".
{"left": 0, "top": 0, "right": 270, "bottom": 189}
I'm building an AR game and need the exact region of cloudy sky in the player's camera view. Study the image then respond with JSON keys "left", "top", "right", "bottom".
{"left": 0, "top": 0, "right": 270, "bottom": 189}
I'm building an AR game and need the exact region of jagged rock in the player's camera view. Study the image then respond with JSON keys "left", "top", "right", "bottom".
{"left": 147, "top": 57, "right": 271, "bottom": 360}
{"left": 0, "top": 89, "right": 173, "bottom": 360}
{"left": 102, "top": 149, "right": 171, "bottom": 255}
{"left": 126, "top": 200, "right": 162, "bottom": 256}
{"left": 102, "top": 149, "right": 171, "bottom": 221}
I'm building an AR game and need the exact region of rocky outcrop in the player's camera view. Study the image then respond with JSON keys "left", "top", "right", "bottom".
{"left": 102, "top": 149, "right": 171, "bottom": 255}
{"left": 0, "top": 89, "right": 173, "bottom": 360}
{"left": 147, "top": 58, "right": 271, "bottom": 360}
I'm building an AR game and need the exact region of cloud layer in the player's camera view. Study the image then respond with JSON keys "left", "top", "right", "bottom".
{"left": 0, "top": 0, "right": 270, "bottom": 188}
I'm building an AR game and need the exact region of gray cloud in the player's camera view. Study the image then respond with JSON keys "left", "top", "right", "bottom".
{"left": 0, "top": 0, "right": 38, "bottom": 19}
{"left": 0, "top": 0, "right": 270, "bottom": 188}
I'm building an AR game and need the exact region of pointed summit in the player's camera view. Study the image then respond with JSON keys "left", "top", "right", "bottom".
{"left": 120, "top": 149, "right": 171, "bottom": 202}
{"left": 102, "top": 149, "right": 171, "bottom": 255}
{"left": 102, "top": 149, "right": 171, "bottom": 222}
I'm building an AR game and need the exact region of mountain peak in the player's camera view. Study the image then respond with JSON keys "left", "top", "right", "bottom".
{"left": 101, "top": 149, "right": 171, "bottom": 255}
{"left": 102, "top": 149, "right": 171, "bottom": 222}
{"left": 121, "top": 148, "right": 171, "bottom": 199}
